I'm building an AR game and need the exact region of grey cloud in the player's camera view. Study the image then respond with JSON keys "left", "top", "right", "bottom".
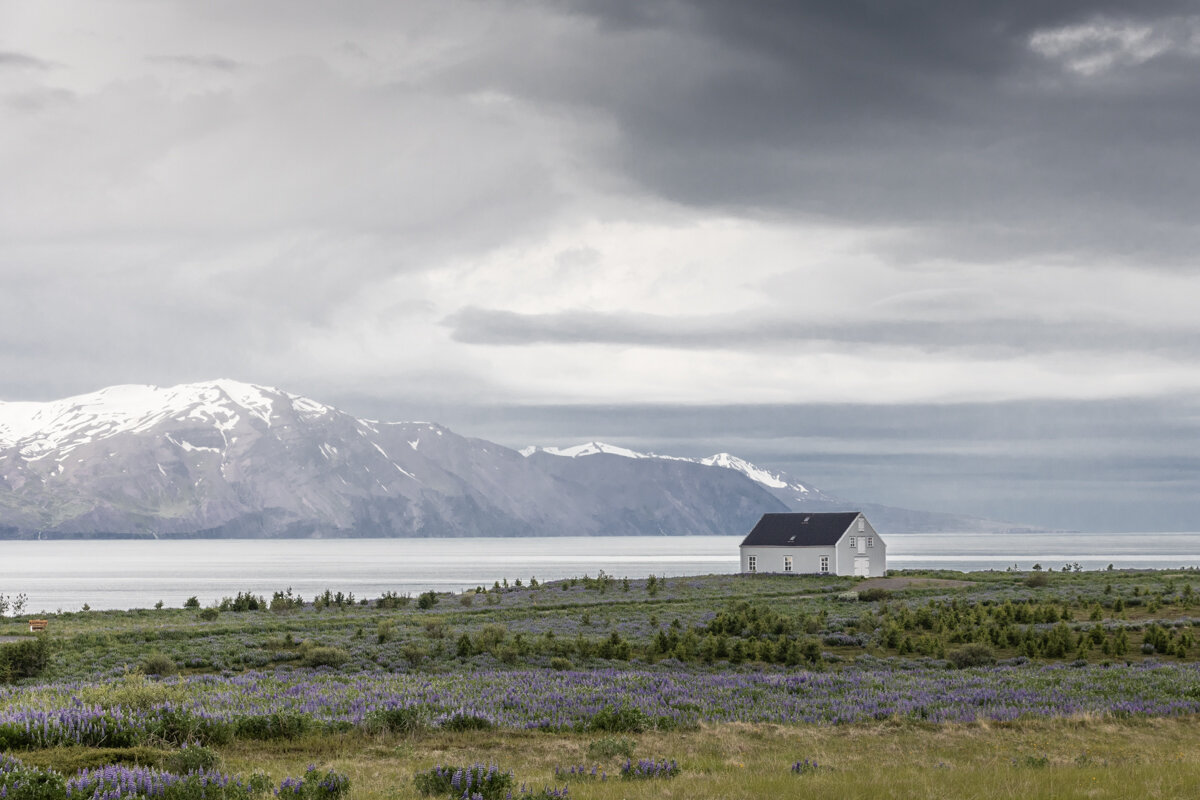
{"left": 444, "top": 1, "right": 1200, "bottom": 266}
{"left": 145, "top": 54, "right": 244, "bottom": 71}
{"left": 444, "top": 305, "right": 1200, "bottom": 358}
{"left": 0, "top": 51, "right": 54, "bottom": 69}
{"left": 4, "top": 88, "right": 74, "bottom": 112}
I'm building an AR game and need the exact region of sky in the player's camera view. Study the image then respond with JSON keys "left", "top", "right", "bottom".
{"left": 2, "top": 1, "right": 1199, "bottom": 531}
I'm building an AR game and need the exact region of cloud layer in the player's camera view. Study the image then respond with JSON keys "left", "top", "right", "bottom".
{"left": 2, "top": 1, "right": 1198, "bottom": 528}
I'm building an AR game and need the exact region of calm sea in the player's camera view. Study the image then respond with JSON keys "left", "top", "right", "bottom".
{"left": 2, "top": 532, "right": 1200, "bottom": 612}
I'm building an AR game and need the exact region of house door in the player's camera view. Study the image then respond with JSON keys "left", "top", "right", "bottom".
{"left": 854, "top": 557, "right": 870, "bottom": 577}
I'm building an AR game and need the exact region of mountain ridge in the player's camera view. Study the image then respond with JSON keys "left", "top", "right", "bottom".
{"left": 0, "top": 380, "right": 1035, "bottom": 538}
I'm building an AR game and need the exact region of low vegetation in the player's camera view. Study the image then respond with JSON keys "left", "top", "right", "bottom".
{"left": 3, "top": 567, "right": 1200, "bottom": 797}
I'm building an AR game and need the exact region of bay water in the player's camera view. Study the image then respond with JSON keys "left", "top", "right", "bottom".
{"left": 2, "top": 531, "right": 1199, "bottom": 612}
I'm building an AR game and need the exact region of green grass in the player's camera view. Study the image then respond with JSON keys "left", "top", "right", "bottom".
{"left": 7, "top": 568, "right": 1200, "bottom": 797}
{"left": 2, "top": 568, "right": 1200, "bottom": 681}
{"left": 7, "top": 567, "right": 1200, "bottom": 679}
{"left": 206, "top": 716, "right": 1200, "bottom": 799}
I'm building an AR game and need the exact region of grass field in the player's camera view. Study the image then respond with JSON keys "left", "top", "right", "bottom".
{"left": 5, "top": 567, "right": 1200, "bottom": 798}
{"left": 12, "top": 717, "right": 1200, "bottom": 799}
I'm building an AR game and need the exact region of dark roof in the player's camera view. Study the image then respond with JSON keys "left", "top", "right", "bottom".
{"left": 739, "top": 512, "right": 861, "bottom": 547}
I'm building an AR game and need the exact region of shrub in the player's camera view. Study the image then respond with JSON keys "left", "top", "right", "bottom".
{"left": 80, "top": 672, "right": 183, "bottom": 710}
{"left": 549, "top": 657, "right": 573, "bottom": 671}
{"left": 271, "top": 589, "right": 305, "bottom": 611}
{"left": 476, "top": 624, "right": 507, "bottom": 651}
{"left": 163, "top": 742, "right": 220, "bottom": 775}
{"left": 413, "top": 764, "right": 512, "bottom": 800}
{"left": 276, "top": 766, "right": 350, "bottom": 800}
{"left": 66, "top": 762, "right": 272, "bottom": 800}
{"left": 1026, "top": 573, "right": 1050, "bottom": 588}
{"left": 401, "top": 642, "right": 428, "bottom": 667}
{"left": 235, "top": 712, "right": 313, "bottom": 741}
{"left": 946, "top": 643, "right": 997, "bottom": 669}
{"left": 365, "top": 706, "right": 427, "bottom": 736}
{"left": 858, "top": 587, "right": 891, "bottom": 602}
{"left": 587, "top": 705, "right": 651, "bottom": 733}
{"left": 376, "top": 591, "right": 410, "bottom": 609}
{"left": 301, "top": 646, "right": 349, "bottom": 668}
{"left": 438, "top": 712, "right": 494, "bottom": 732}
{"left": 587, "top": 736, "right": 635, "bottom": 761}
{"left": 197, "top": 608, "right": 219, "bottom": 621}
{"left": 140, "top": 652, "right": 178, "bottom": 676}
{"left": 218, "top": 591, "right": 266, "bottom": 612}
{"left": 151, "top": 709, "right": 234, "bottom": 746}
{"left": 0, "top": 637, "right": 51, "bottom": 683}
{"left": 416, "top": 591, "right": 439, "bottom": 610}
{"left": 1, "top": 759, "right": 67, "bottom": 800}
{"left": 183, "top": 597, "right": 200, "bottom": 609}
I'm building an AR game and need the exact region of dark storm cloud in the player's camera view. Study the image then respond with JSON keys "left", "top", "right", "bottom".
{"left": 445, "top": 306, "right": 1200, "bottom": 358}
{"left": 456, "top": 1, "right": 1200, "bottom": 265}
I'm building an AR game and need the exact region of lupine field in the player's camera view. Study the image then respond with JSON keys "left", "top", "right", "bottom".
{"left": 5, "top": 568, "right": 1200, "bottom": 798}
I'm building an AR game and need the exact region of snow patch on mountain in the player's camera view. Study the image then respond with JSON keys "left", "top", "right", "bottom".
{"left": 523, "top": 442, "right": 817, "bottom": 495}
{"left": 697, "top": 452, "right": 817, "bottom": 494}
{"left": 0, "top": 380, "right": 333, "bottom": 457}
{"left": 525, "top": 441, "right": 652, "bottom": 459}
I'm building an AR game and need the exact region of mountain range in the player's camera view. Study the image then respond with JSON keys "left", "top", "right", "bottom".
{"left": 0, "top": 380, "right": 1032, "bottom": 538}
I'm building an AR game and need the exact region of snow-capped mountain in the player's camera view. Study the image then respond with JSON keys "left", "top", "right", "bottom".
{"left": 521, "top": 443, "right": 833, "bottom": 501}
{"left": 524, "top": 441, "right": 1032, "bottom": 534}
{"left": 0, "top": 381, "right": 1029, "bottom": 538}
{"left": 0, "top": 381, "right": 787, "bottom": 538}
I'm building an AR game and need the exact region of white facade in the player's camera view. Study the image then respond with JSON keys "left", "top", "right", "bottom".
{"left": 739, "top": 514, "right": 886, "bottom": 577}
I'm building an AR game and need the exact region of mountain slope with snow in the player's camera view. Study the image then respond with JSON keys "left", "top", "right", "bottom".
{"left": 0, "top": 381, "right": 788, "bottom": 538}
{"left": 524, "top": 441, "right": 1034, "bottom": 534}
{"left": 0, "top": 382, "right": 1031, "bottom": 538}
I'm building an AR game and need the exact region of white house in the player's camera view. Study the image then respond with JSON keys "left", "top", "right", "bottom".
{"left": 739, "top": 512, "right": 886, "bottom": 577}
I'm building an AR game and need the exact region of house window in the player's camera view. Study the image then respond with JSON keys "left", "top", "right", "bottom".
{"left": 858, "top": 517, "right": 865, "bottom": 532}
{"left": 820, "top": 555, "right": 829, "bottom": 574}
{"left": 848, "top": 536, "right": 856, "bottom": 548}
{"left": 867, "top": 537, "right": 874, "bottom": 548}
{"left": 748, "top": 555, "right": 757, "bottom": 573}
{"left": 784, "top": 556, "right": 793, "bottom": 573}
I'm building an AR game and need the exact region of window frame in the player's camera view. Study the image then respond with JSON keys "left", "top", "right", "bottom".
{"left": 819, "top": 555, "right": 829, "bottom": 574}
{"left": 748, "top": 555, "right": 757, "bottom": 573}
{"left": 784, "top": 555, "right": 793, "bottom": 573}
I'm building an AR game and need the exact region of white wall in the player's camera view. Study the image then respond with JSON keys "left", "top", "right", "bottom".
{"left": 837, "top": 516, "right": 887, "bottom": 576}
{"left": 740, "top": 545, "right": 835, "bottom": 575}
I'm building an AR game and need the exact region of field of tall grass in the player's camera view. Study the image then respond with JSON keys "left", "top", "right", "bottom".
{"left": 5, "top": 567, "right": 1200, "bottom": 797}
